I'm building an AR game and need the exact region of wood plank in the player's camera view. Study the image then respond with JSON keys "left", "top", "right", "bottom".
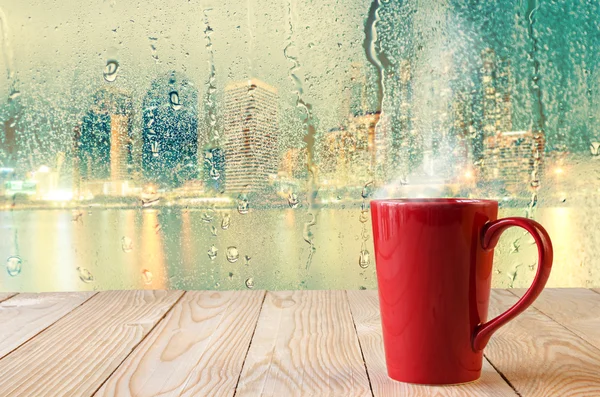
{"left": 236, "top": 291, "right": 371, "bottom": 397}
{"left": 511, "top": 288, "right": 600, "bottom": 350}
{"left": 485, "top": 289, "right": 600, "bottom": 396}
{"left": 347, "top": 290, "right": 517, "bottom": 396}
{"left": 0, "top": 293, "right": 17, "bottom": 303}
{"left": 0, "top": 292, "right": 95, "bottom": 359}
{"left": 95, "top": 290, "right": 265, "bottom": 397}
{"left": 0, "top": 290, "right": 183, "bottom": 397}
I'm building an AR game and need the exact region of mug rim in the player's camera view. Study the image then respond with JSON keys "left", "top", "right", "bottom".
{"left": 370, "top": 198, "right": 497, "bottom": 206}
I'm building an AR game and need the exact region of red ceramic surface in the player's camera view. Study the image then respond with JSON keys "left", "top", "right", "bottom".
{"left": 370, "top": 198, "right": 553, "bottom": 385}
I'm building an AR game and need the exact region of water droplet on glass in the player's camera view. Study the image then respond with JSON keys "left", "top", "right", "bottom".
{"left": 359, "top": 249, "right": 370, "bottom": 268}
{"left": 141, "top": 269, "right": 153, "bottom": 284}
{"left": 169, "top": 91, "right": 182, "bottom": 110}
{"left": 71, "top": 210, "right": 83, "bottom": 222}
{"left": 6, "top": 256, "right": 22, "bottom": 277}
{"left": 359, "top": 210, "right": 369, "bottom": 223}
{"left": 361, "top": 181, "right": 374, "bottom": 199}
{"left": 103, "top": 60, "right": 119, "bottom": 82}
{"left": 228, "top": 272, "right": 234, "bottom": 280}
{"left": 209, "top": 166, "right": 220, "bottom": 180}
{"left": 359, "top": 286, "right": 367, "bottom": 290}
{"left": 8, "top": 89, "right": 21, "bottom": 100}
{"left": 590, "top": 142, "right": 600, "bottom": 156}
{"left": 214, "top": 282, "right": 221, "bottom": 288}
{"left": 201, "top": 210, "right": 214, "bottom": 223}
{"left": 77, "top": 267, "right": 94, "bottom": 283}
{"left": 237, "top": 197, "right": 249, "bottom": 214}
{"left": 207, "top": 245, "right": 218, "bottom": 260}
{"left": 226, "top": 246, "right": 239, "bottom": 263}
{"left": 221, "top": 213, "right": 231, "bottom": 229}
{"left": 510, "top": 240, "right": 520, "bottom": 254}
{"left": 210, "top": 225, "right": 217, "bottom": 236}
{"left": 288, "top": 193, "right": 299, "bottom": 208}
{"left": 141, "top": 192, "right": 160, "bottom": 208}
{"left": 121, "top": 236, "right": 133, "bottom": 253}
{"left": 245, "top": 277, "right": 255, "bottom": 289}
{"left": 244, "top": 255, "right": 251, "bottom": 266}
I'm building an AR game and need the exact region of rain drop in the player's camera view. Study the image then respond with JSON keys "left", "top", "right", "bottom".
{"left": 245, "top": 277, "right": 255, "bottom": 289}
{"left": 121, "top": 236, "right": 133, "bottom": 253}
{"left": 226, "top": 246, "right": 239, "bottom": 263}
{"left": 103, "top": 60, "right": 119, "bottom": 82}
{"left": 237, "top": 197, "right": 249, "bottom": 214}
{"left": 6, "top": 256, "right": 22, "bottom": 277}
{"left": 207, "top": 245, "right": 218, "bottom": 260}
{"left": 209, "top": 166, "right": 220, "bottom": 180}
{"left": 8, "top": 90, "right": 21, "bottom": 100}
{"left": 359, "top": 250, "right": 370, "bottom": 268}
{"left": 201, "top": 210, "right": 214, "bottom": 223}
{"left": 141, "top": 269, "right": 153, "bottom": 284}
{"left": 359, "top": 286, "right": 367, "bottom": 290}
{"left": 361, "top": 181, "right": 374, "bottom": 199}
{"left": 221, "top": 213, "right": 231, "bottom": 229}
{"left": 288, "top": 192, "right": 299, "bottom": 208}
{"left": 77, "top": 267, "right": 94, "bottom": 283}
{"left": 359, "top": 210, "right": 369, "bottom": 223}
{"left": 244, "top": 255, "right": 251, "bottom": 266}
{"left": 169, "top": 91, "right": 182, "bottom": 110}
{"left": 72, "top": 210, "right": 83, "bottom": 222}
{"left": 210, "top": 225, "right": 217, "bottom": 236}
{"left": 228, "top": 272, "right": 234, "bottom": 280}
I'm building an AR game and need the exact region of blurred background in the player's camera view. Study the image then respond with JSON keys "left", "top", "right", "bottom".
{"left": 0, "top": 0, "right": 599, "bottom": 291}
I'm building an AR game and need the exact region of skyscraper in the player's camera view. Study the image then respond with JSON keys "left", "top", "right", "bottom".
{"left": 142, "top": 71, "right": 199, "bottom": 188}
{"left": 223, "top": 79, "right": 278, "bottom": 193}
{"left": 79, "top": 87, "right": 133, "bottom": 195}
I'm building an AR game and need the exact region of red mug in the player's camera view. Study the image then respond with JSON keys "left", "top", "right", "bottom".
{"left": 370, "top": 198, "right": 553, "bottom": 385}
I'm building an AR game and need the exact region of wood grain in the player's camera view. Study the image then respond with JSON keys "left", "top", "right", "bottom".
{"left": 95, "top": 290, "right": 265, "bottom": 397}
{"left": 0, "top": 292, "right": 95, "bottom": 359}
{"left": 511, "top": 288, "right": 600, "bottom": 350}
{"left": 485, "top": 289, "right": 600, "bottom": 396}
{"left": 0, "top": 290, "right": 183, "bottom": 397}
{"left": 346, "top": 290, "right": 517, "bottom": 397}
{"left": 235, "top": 290, "right": 371, "bottom": 397}
{"left": 0, "top": 292, "right": 17, "bottom": 303}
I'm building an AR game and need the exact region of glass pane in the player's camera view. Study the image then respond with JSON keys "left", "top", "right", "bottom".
{"left": 1, "top": 0, "right": 598, "bottom": 291}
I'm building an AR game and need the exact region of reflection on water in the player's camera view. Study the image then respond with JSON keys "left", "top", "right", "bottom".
{"left": 0, "top": 205, "right": 596, "bottom": 291}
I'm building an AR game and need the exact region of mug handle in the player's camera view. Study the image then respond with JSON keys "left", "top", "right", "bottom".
{"left": 472, "top": 217, "right": 553, "bottom": 351}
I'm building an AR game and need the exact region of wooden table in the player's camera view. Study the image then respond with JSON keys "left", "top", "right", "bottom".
{"left": 0, "top": 289, "right": 599, "bottom": 396}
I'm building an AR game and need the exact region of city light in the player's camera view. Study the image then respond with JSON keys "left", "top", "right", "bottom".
{"left": 38, "top": 165, "right": 50, "bottom": 173}
{"left": 554, "top": 167, "right": 564, "bottom": 175}
{"left": 43, "top": 190, "right": 73, "bottom": 202}
{"left": 464, "top": 170, "right": 474, "bottom": 180}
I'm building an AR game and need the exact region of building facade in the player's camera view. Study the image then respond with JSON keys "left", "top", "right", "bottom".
{"left": 79, "top": 87, "right": 134, "bottom": 196}
{"left": 483, "top": 130, "right": 545, "bottom": 192}
{"left": 223, "top": 79, "right": 278, "bottom": 193}
{"left": 142, "top": 71, "right": 199, "bottom": 189}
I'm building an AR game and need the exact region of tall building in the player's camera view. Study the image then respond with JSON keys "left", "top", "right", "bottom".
{"left": 142, "top": 71, "right": 199, "bottom": 188}
{"left": 223, "top": 79, "right": 278, "bottom": 193}
{"left": 79, "top": 87, "right": 134, "bottom": 195}
{"left": 483, "top": 130, "right": 545, "bottom": 192}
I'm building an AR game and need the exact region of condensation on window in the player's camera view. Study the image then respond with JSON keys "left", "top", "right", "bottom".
{"left": 0, "top": 0, "right": 599, "bottom": 291}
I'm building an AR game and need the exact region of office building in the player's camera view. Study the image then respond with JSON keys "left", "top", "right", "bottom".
{"left": 483, "top": 130, "right": 545, "bottom": 192}
{"left": 142, "top": 71, "right": 199, "bottom": 188}
{"left": 223, "top": 79, "right": 278, "bottom": 193}
{"left": 79, "top": 87, "right": 134, "bottom": 195}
